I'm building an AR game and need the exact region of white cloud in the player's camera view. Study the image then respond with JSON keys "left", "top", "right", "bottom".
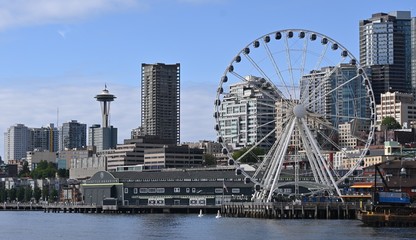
{"left": 0, "top": 77, "right": 217, "bottom": 158}
{"left": 0, "top": 0, "right": 140, "bottom": 31}
{"left": 0, "top": 79, "right": 139, "bottom": 157}
{"left": 180, "top": 86, "right": 217, "bottom": 142}
{"left": 57, "top": 29, "right": 68, "bottom": 38}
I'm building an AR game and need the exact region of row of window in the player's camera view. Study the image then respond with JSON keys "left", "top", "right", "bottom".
{"left": 124, "top": 187, "right": 242, "bottom": 194}
{"left": 121, "top": 178, "right": 243, "bottom": 183}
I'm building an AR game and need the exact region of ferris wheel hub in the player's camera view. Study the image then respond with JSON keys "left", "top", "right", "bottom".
{"left": 293, "top": 104, "right": 307, "bottom": 118}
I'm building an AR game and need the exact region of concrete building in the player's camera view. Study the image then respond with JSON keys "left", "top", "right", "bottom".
{"left": 184, "top": 140, "right": 222, "bottom": 155}
{"left": 70, "top": 154, "right": 107, "bottom": 179}
{"left": 144, "top": 145, "right": 204, "bottom": 170}
{"left": 88, "top": 124, "right": 117, "bottom": 152}
{"left": 26, "top": 151, "right": 57, "bottom": 171}
{"left": 376, "top": 91, "right": 416, "bottom": 128}
{"left": 217, "top": 76, "right": 278, "bottom": 151}
{"left": 4, "top": 124, "right": 31, "bottom": 162}
{"left": 59, "top": 120, "right": 87, "bottom": 151}
{"left": 141, "top": 63, "right": 180, "bottom": 145}
{"left": 105, "top": 136, "right": 171, "bottom": 172}
{"left": 360, "top": 11, "right": 416, "bottom": 103}
{"left": 59, "top": 147, "right": 95, "bottom": 170}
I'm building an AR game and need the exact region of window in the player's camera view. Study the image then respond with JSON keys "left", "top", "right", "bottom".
{"left": 174, "top": 188, "right": 180, "bottom": 193}
{"left": 192, "top": 188, "right": 196, "bottom": 193}
{"left": 231, "top": 188, "right": 240, "bottom": 194}
{"left": 186, "top": 188, "right": 190, "bottom": 193}
{"left": 134, "top": 188, "right": 138, "bottom": 194}
{"left": 124, "top": 188, "right": 128, "bottom": 194}
{"left": 215, "top": 188, "right": 223, "bottom": 194}
{"left": 156, "top": 188, "right": 165, "bottom": 193}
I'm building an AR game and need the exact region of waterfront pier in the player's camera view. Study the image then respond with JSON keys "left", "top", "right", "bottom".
{"left": 222, "top": 202, "right": 361, "bottom": 219}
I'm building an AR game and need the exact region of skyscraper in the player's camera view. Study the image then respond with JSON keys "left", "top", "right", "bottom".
{"left": 141, "top": 63, "right": 180, "bottom": 144}
{"left": 4, "top": 124, "right": 31, "bottom": 162}
{"left": 4, "top": 123, "right": 59, "bottom": 162}
{"left": 31, "top": 123, "right": 59, "bottom": 152}
{"left": 359, "top": 11, "right": 416, "bottom": 103}
{"left": 59, "top": 120, "right": 87, "bottom": 151}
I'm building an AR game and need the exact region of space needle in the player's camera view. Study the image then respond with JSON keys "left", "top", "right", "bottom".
{"left": 95, "top": 85, "right": 116, "bottom": 128}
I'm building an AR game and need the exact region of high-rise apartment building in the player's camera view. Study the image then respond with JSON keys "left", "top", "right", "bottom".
{"left": 359, "top": 11, "right": 416, "bottom": 103}
{"left": 31, "top": 123, "right": 59, "bottom": 152}
{"left": 217, "top": 76, "right": 278, "bottom": 150}
{"left": 141, "top": 63, "right": 180, "bottom": 145}
{"left": 59, "top": 120, "right": 87, "bottom": 151}
{"left": 300, "top": 64, "right": 368, "bottom": 149}
{"left": 4, "top": 124, "right": 31, "bottom": 162}
{"left": 4, "top": 123, "right": 59, "bottom": 162}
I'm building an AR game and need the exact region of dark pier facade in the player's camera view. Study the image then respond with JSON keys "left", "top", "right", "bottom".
{"left": 222, "top": 202, "right": 359, "bottom": 219}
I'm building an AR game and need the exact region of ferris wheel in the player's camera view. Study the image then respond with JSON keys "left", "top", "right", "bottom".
{"left": 214, "top": 29, "right": 376, "bottom": 202}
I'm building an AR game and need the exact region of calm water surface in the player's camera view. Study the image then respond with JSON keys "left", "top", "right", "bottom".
{"left": 1, "top": 211, "right": 416, "bottom": 240}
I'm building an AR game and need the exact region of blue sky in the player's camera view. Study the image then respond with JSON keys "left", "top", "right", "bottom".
{"left": 0, "top": 0, "right": 414, "bottom": 157}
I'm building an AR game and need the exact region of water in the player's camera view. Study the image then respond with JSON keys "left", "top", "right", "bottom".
{"left": 1, "top": 211, "right": 416, "bottom": 240}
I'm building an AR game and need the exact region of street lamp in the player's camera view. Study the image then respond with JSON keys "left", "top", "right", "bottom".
{"left": 400, "top": 167, "right": 406, "bottom": 192}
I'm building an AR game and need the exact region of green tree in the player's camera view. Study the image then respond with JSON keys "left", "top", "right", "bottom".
{"left": 381, "top": 116, "right": 401, "bottom": 130}
{"left": 31, "top": 160, "right": 57, "bottom": 179}
{"left": 57, "top": 169, "right": 69, "bottom": 178}
{"left": 49, "top": 188, "right": 58, "bottom": 203}
{"left": 19, "top": 161, "right": 31, "bottom": 178}
{"left": 33, "top": 187, "right": 42, "bottom": 203}
{"left": 42, "top": 187, "right": 49, "bottom": 202}
{"left": 17, "top": 187, "right": 25, "bottom": 202}
{"left": 9, "top": 188, "right": 17, "bottom": 202}
{"left": 203, "top": 154, "right": 217, "bottom": 166}
{"left": 232, "top": 147, "right": 265, "bottom": 163}
{"left": 0, "top": 187, "right": 7, "bottom": 202}
{"left": 24, "top": 186, "right": 33, "bottom": 202}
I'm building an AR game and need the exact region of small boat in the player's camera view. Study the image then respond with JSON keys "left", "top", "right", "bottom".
{"left": 215, "top": 210, "right": 221, "bottom": 219}
{"left": 198, "top": 209, "right": 204, "bottom": 217}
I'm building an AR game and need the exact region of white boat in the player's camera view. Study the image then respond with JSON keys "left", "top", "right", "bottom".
{"left": 198, "top": 209, "right": 204, "bottom": 217}
{"left": 215, "top": 210, "right": 221, "bottom": 219}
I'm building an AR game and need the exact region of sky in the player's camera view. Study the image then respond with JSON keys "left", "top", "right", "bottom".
{"left": 0, "top": 0, "right": 415, "bottom": 157}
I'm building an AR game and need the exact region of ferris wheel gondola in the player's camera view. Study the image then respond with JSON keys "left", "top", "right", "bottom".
{"left": 214, "top": 29, "right": 376, "bottom": 202}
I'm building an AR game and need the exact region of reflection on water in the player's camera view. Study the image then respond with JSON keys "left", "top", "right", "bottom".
{"left": 1, "top": 212, "right": 416, "bottom": 240}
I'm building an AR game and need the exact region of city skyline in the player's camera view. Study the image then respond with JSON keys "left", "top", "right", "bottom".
{"left": 0, "top": 0, "right": 414, "bottom": 156}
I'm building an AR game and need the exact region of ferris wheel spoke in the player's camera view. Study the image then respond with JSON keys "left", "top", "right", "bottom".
{"left": 263, "top": 40, "right": 293, "bottom": 100}
{"left": 306, "top": 73, "right": 361, "bottom": 108}
{"left": 299, "top": 34, "right": 309, "bottom": 77}
{"left": 316, "top": 129, "right": 343, "bottom": 151}
{"left": 314, "top": 41, "right": 329, "bottom": 72}
{"left": 299, "top": 118, "right": 343, "bottom": 198}
{"left": 265, "top": 118, "right": 297, "bottom": 202}
{"left": 322, "top": 114, "right": 372, "bottom": 122}
{"left": 300, "top": 64, "right": 341, "bottom": 105}
{"left": 253, "top": 139, "right": 280, "bottom": 179}
{"left": 234, "top": 127, "right": 277, "bottom": 162}
{"left": 261, "top": 117, "right": 295, "bottom": 185}
{"left": 297, "top": 120, "right": 328, "bottom": 184}
{"left": 283, "top": 34, "right": 297, "bottom": 101}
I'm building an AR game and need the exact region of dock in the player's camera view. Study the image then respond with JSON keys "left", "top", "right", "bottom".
{"left": 221, "top": 202, "right": 360, "bottom": 219}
